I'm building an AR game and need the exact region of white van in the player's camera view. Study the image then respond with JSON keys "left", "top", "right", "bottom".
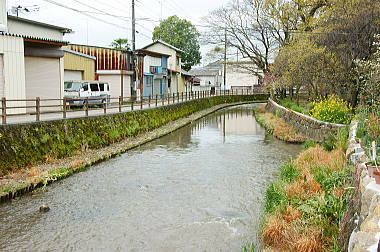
{"left": 64, "top": 81, "right": 110, "bottom": 105}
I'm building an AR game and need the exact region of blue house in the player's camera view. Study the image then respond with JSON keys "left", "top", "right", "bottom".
{"left": 136, "top": 49, "right": 169, "bottom": 98}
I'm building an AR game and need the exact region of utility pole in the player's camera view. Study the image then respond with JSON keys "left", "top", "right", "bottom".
{"left": 132, "top": 0, "right": 136, "bottom": 51}
{"left": 131, "top": 0, "right": 136, "bottom": 98}
{"left": 223, "top": 27, "right": 227, "bottom": 91}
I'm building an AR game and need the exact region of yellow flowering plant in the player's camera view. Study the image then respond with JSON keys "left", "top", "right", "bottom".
{"left": 310, "top": 95, "right": 353, "bottom": 124}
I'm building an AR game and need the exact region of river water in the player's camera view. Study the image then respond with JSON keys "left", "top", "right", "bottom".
{"left": 0, "top": 104, "right": 301, "bottom": 252}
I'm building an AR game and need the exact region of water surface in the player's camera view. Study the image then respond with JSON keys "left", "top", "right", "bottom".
{"left": 0, "top": 104, "right": 301, "bottom": 251}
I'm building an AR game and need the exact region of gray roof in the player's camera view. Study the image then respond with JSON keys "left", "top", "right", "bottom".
{"left": 189, "top": 67, "right": 221, "bottom": 76}
{"left": 141, "top": 40, "right": 184, "bottom": 53}
{"left": 63, "top": 48, "right": 96, "bottom": 60}
{"left": 8, "top": 15, "right": 72, "bottom": 34}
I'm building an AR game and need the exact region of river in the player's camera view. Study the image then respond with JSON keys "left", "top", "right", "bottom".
{"left": 0, "top": 104, "right": 301, "bottom": 252}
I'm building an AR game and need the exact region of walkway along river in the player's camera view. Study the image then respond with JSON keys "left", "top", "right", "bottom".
{"left": 0, "top": 104, "right": 302, "bottom": 251}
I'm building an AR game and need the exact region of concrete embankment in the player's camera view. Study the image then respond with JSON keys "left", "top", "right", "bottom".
{"left": 0, "top": 94, "right": 268, "bottom": 203}
{"left": 266, "top": 98, "right": 347, "bottom": 142}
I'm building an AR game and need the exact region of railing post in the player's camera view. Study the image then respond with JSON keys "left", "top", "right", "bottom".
{"left": 140, "top": 96, "right": 143, "bottom": 110}
{"left": 36, "top": 97, "right": 40, "bottom": 122}
{"left": 131, "top": 100, "right": 134, "bottom": 111}
{"left": 85, "top": 97, "right": 89, "bottom": 116}
{"left": 168, "top": 93, "right": 170, "bottom": 104}
{"left": 103, "top": 99, "right": 107, "bottom": 114}
{"left": 162, "top": 94, "right": 165, "bottom": 106}
{"left": 63, "top": 97, "right": 67, "bottom": 119}
{"left": 173, "top": 93, "right": 175, "bottom": 103}
{"left": 119, "top": 96, "right": 122, "bottom": 112}
{"left": 185, "top": 92, "right": 187, "bottom": 101}
{"left": 1, "top": 97, "right": 6, "bottom": 124}
{"left": 181, "top": 92, "right": 184, "bottom": 102}
{"left": 156, "top": 94, "right": 158, "bottom": 107}
{"left": 148, "top": 95, "right": 151, "bottom": 108}
{"left": 177, "top": 92, "right": 179, "bottom": 103}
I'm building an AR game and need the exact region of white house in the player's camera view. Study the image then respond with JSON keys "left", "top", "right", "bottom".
{"left": 188, "top": 67, "right": 222, "bottom": 93}
{"left": 189, "top": 61, "right": 261, "bottom": 92}
{"left": 0, "top": 2, "right": 72, "bottom": 113}
{"left": 139, "top": 40, "right": 185, "bottom": 94}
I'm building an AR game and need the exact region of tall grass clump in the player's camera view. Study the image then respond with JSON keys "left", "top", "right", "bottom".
{"left": 261, "top": 130, "right": 351, "bottom": 252}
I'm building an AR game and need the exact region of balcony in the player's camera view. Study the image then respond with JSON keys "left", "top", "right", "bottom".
{"left": 150, "top": 66, "right": 167, "bottom": 75}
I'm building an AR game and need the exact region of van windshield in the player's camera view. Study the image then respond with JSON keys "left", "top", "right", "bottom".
{"left": 64, "top": 82, "right": 83, "bottom": 91}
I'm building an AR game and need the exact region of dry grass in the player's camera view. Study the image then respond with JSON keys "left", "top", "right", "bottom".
{"left": 262, "top": 215, "right": 289, "bottom": 248}
{"left": 70, "top": 159, "right": 85, "bottom": 169}
{"left": 263, "top": 214, "right": 326, "bottom": 252}
{"left": 293, "top": 145, "right": 345, "bottom": 173}
{"left": 282, "top": 206, "right": 302, "bottom": 223}
{"left": 285, "top": 174, "right": 322, "bottom": 199}
{"left": 259, "top": 112, "right": 307, "bottom": 143}
{"left": 262, "top": 144, "right": 347, "bottom": 251}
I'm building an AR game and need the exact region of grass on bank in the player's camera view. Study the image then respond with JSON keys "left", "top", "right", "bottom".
{"left": 254, "top": 106, "right": 307, "bottom": 143}
{"left": 261, "top": 128, "right": 351, "bottom": 252}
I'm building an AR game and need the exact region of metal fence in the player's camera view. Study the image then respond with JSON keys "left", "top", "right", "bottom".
{"left": 0, "top": 89, "right": 265, "bottom": 125}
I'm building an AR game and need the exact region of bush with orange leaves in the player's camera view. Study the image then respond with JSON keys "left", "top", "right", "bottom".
{"left": 261, "top": 129, "right": 352, "bottom": 252}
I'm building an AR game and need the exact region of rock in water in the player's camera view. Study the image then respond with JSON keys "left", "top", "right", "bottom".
{"left": 39, "top": 205, "right": 50, "bottom": 212}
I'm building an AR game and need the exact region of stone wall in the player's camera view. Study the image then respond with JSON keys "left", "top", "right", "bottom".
{"left": 266, "top": 98, "right": 347, "bottom": 142}
{"left": 344, "top": 121, "right": 380, "bottom": 252}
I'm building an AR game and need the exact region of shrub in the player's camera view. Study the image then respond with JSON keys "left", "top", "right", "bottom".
{"left": 309, "top": 95, "right": 353, "bottom": 124}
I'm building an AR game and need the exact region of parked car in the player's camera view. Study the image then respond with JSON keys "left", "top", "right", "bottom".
{"left": 64, "top": 81, "right": 110, "bottom": 105}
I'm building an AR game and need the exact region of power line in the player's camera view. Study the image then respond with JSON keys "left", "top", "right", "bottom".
{"left": 41, "top": 0, "right": 131, "bottom": 30}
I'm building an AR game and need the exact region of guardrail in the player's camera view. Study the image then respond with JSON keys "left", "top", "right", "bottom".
{"left": 0, "top": 89, "right": 266, "bottom": 124}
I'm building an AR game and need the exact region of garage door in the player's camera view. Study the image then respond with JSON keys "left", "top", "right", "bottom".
{"left": 64, "top": 70, "right": 83, "bottom": 81}
{"left": 0, "top": 54, "right": 4, "bottom": 98}
{"left": 25, "top": 57, "right": 61, "bottom": 99}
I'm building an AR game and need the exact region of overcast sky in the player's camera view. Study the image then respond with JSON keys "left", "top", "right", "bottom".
{"left": 7, "top": 0, "right": 230, "bottom": 60}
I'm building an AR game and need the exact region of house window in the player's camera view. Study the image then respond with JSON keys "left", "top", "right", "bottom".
{"left": 176, "top": 56, "right": 180, "bottom": 66}
{"left": 83, "top": 84, "right": 89, "bottom": 91}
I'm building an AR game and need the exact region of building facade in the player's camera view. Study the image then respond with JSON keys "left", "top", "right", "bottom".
{"left": 64, "top": 48, "right": 96, "bottom": 81}
{"left": 67, "top": 44, "right": 133, "bottom": 98}
{"left": 140, "top": 40, "right": 184, "bottom": 94}
{"left": 0, "top": 2, "right": 72, "bottom": 113}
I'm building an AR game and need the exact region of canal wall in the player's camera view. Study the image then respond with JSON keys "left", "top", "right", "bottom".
{"left": 341, "top": 121, "right": 380, "bottom": 252}
{"left": 266, "top": 98, "right": 347, "bottom": 142}
{"left": 0, "top": 95, "right": 268, "bottom": 202}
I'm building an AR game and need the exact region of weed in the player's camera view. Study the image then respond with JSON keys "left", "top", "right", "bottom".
{"left": 303, "top": 140, "right": 317, "bottom": 150}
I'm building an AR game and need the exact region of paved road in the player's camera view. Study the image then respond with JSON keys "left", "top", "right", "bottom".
{"left": 2, "top": 95, "right": 203, "bottom": 125}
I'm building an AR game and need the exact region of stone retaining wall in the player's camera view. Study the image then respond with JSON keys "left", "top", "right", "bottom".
{"left": 266, "top": 98, "right": 347, "bottom": 142}
{"left": 344, "top": 121, "right": 380, "bottom": 252}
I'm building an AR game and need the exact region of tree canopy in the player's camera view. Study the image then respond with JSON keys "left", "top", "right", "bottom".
{"left": 152, "top": 16, "right": 201, "bottom": 71}
{"left": 110, "top": 38, "right": 130, "bottom": 50}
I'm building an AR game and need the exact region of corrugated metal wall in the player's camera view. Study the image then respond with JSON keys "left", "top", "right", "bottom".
{"left": 0, "top": 35, "right": 26, "bottom": 113}
{"left": 64, "top": 51, "right": 95, "bottom": 80}
{"left": 67, "top": 45, "right": 130, "bottom": 71}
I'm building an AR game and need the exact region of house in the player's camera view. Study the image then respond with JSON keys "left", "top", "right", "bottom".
{"left": 139, "top": 40, "right": 184, "bottom": 94}
{"left": 180, "top": 70, "right": 195, "bottom": 93}
{"left": 135, "top": 49, "right": 170, "bottom": 98}
{"left": 0, "top": 1, "right": 72, "bottom": 113}
{"left": 63, "top": 48, "right": 96, "bottom": 81}
{"left": 189, "top": 66, "right": 222, "bottom": 93}
{"left": 189, "top": 61, "right": 261, "bottom": 92}
{"left": 67, "top": 44, "right": 133, "bottom": 99}
{"left": 225, "top": 61, "right": 261, "bottom": 91}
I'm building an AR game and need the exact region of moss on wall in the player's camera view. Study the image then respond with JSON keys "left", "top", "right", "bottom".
{"left": 0, "top": 95, "right": 268, "bottom": 175}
